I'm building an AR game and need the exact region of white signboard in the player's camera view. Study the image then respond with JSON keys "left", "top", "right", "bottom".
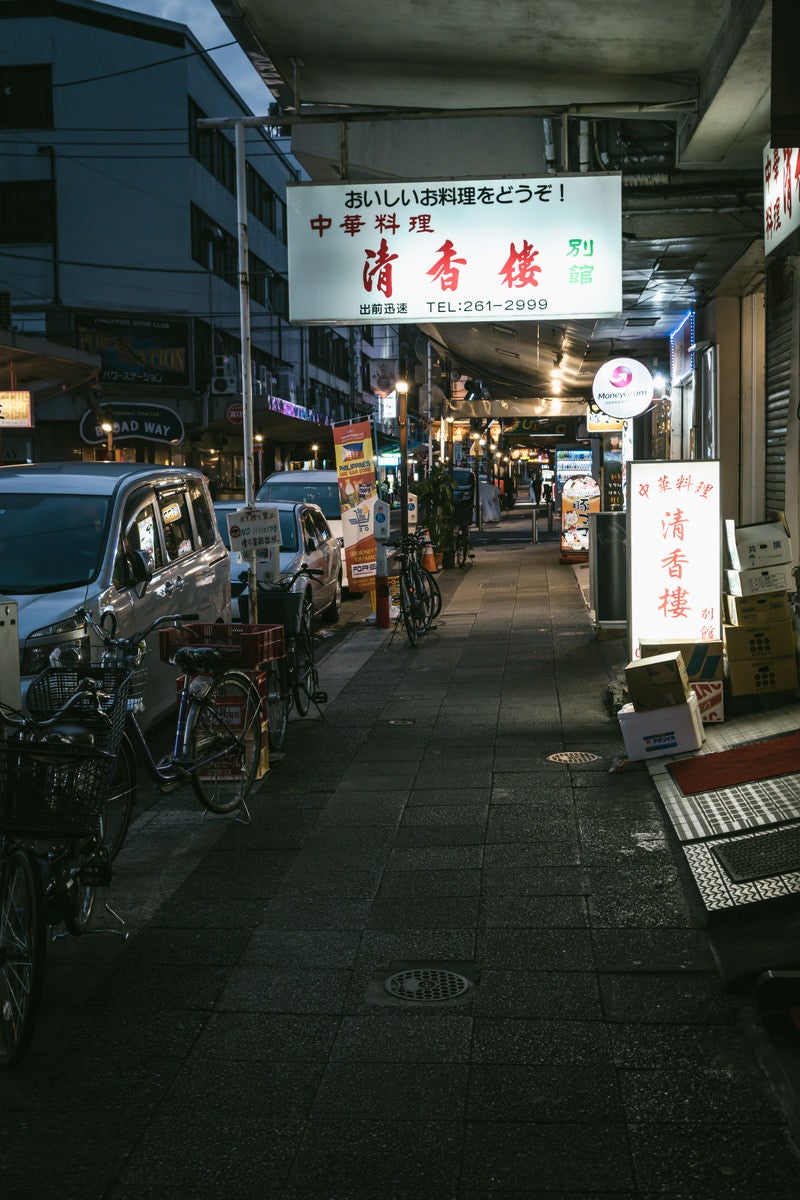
{"left": 628, "top": 460, "right": 721, "bottom": 659}
{"left": 592, "top": 358, "right": 653, "bottom": 419}
{"left": 225, "top": 506, "right": 280, "bottom": 555}
{"left": 764, "top": 143, "right": 800, "bottom": 253}
{"left": 287, "top": 173, "right": 622, "bottom": 325}
{"left": 0, "top": 391, "right": 33, "bottom": 427}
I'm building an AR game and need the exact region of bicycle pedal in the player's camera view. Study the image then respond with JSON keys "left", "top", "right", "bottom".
{"left": 312, "top": 690, "right": 328, "bottom": 704}
{"left": 79, "top": 861, "right": 112, "bottom": 887}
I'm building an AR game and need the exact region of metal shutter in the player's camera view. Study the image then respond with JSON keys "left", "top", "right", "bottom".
{"left": 765, "top": 260, "right": 794, "bottom": 514}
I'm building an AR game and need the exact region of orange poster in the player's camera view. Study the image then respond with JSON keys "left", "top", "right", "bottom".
{"left": 333, "top": 420, "right": 377, "bottom": 591}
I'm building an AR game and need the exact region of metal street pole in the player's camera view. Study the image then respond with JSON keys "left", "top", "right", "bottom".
{"left": 397, "top": 380, "right": 409, "bottom": 541}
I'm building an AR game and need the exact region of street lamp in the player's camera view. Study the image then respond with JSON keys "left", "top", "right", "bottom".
{"left": 101, "top": 420, "right": 114, "bottom": 461}
{"left": 311, "top": 442, "right": 319, "bottom": 468}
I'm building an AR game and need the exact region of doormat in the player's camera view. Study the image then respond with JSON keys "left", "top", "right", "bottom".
{"left": 668, "top": 730, "right": 800, "bottom": 795}
{"left": 712, "top": 823, "right": 800, "bottom": 883}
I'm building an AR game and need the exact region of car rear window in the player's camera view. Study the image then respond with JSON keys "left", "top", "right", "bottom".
{"left": 259, "top": 479, "right": 341, "bottom": 521}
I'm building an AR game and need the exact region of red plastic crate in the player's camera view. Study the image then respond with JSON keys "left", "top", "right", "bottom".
{"left": 159, "top": 622, "right": 285, "bottom": 667}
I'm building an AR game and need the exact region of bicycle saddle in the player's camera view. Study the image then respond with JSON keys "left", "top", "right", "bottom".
{"left": 173, "top": 645, "right": 224, "bottom": 674}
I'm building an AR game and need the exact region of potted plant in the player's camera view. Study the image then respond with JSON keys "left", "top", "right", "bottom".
{"left": 416, "top": 464, "right": 456, "bottom": 568}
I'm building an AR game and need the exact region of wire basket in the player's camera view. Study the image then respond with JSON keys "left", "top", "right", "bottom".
{"left": 255, "top": 589, "right": 307, "bottom": 635}
{"left": 26, "top": 665, "right": 131, "bottom": 759}
{"left": 0, "top": 740, "right": 114, "bottom": 836}
{"left": 158, "top": 622, "right": 286, "bottom": 668}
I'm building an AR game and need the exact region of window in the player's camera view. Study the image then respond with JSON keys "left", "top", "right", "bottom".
{"left": 159, "top": 489, "right": 195, "bottom": 561}
{"left": 122, "top": 498, "right": 164, "bottom": 575}
{"left": 309, "top": 509, "right": 330, "bottom": 544}
{"left": 0, "top": 65, "right": 52, "bottom": 129}
{"left": 188, "top": 481, "right": 216, "bottom": 548}
{"left": 0, "top": 180, "right": 55, "bottom": 244}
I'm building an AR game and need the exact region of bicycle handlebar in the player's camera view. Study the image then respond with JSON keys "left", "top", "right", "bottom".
{"left": 256, "top": 564, "right": 323, "bottom": 592}
{"left": 76, "top": 606, "right": 200, "bottom": 650}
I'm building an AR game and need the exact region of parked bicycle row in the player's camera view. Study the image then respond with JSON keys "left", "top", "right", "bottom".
{"left": 0, "top": 566, "right": 326, "bottom": 1070}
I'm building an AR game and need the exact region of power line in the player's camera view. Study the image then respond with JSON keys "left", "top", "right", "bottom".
{"left": 53, "top": 40, "right": 239, "bottom": 88}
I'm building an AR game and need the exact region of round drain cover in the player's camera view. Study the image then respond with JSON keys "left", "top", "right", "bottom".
{"left": 546, "top": 751, "right": 601, "bottom": 764}
{"left": 384, "top": 968, "right": 471, "bottom": 1002}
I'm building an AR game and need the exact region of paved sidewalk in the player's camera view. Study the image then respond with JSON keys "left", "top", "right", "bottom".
{"left": 4, "top": 524, "right": 800, "bottom": 1198}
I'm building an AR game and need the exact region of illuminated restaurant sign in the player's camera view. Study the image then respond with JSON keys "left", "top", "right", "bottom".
{"left": 628, "top": 460, "right": 721, "bottom": 659}
{"left": 763, "top": 144, "right": 800, "bottom": 253}
{"left": 287, "top": 173, "right": 622, "bottom": 324}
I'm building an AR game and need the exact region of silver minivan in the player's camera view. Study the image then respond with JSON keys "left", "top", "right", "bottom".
{"left": 0, "top": 462, "right": 231, "bottom": 728}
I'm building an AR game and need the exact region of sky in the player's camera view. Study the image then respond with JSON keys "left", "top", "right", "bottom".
{"left": 101, "top": 0, "right": 272, "bottom": 114}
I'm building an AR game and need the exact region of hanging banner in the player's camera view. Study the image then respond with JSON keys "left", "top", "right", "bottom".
{"left": 288, "top": 173, "right": 622, "bottom": 324}
{"left": 627, "top": 460, "right": 721, "bottom": 659}
{"left": 333, "top": 419, "right": 378, "bottom": 591}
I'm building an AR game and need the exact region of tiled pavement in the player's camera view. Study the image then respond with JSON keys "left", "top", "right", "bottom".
{"left": 4, "top": 516, "right": 800, "bottom": 1198}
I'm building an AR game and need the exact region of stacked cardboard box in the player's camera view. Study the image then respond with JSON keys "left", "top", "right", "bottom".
{"left": 639, "top": 638, "right": 724, "bottom": 723}
{"left": 723, "top": 518, "right": 798, "bottom": 698}
{"left": 617, "top": 651, "right": 704, "bottom": 760}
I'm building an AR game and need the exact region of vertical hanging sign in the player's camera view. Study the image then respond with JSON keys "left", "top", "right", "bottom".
{"left": 334, "top": 419, "right": 378, "bottom": 591}
{"left": 628, "top": 460, "right": 721, "bottom": 659}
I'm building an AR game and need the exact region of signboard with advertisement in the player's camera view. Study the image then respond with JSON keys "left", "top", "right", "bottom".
{"left": 763, "top": 143, "right": 800, "bottom": 254}
{"left": 287, "top": 173, "right": 622, "bottom": 325}
{"left": 333, "top": 419, "right": 378, "bottom": 590}
{"left": 592, "top": 358, "right": 654, "bottom": 419}
{"left": 560, "top": 475, "right": 600, "bottom": 561}
{"left": 79, "top": 402, "right": 184, "bottom": 445}
{"left": 75, "top": 312, "right": 191, "bottom": 387}
{"left": 0, "top": 391, "right": 33, "bottom": 428}
{"left": 627, "top": 460, "right": 721, "bottom": 659}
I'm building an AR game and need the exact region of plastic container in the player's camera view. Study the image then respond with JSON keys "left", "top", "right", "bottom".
{"left": 158, "top": 622, "right": 285, "bottom": 668}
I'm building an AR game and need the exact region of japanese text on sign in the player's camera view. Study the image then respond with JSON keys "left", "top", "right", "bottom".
{"left": 628, "top": 461, "right": 721, "bottom": 659}
{"left": 225, "top": 506, "right": 280, "bottom": 555}
{"left": 287, "top": 173, "right": 622, "bottom": 325}
{"left": 763, "top": 143, "right": 800, "bottom": 252}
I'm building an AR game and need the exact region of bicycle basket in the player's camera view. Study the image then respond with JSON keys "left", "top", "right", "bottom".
{"left": 0, "top": 740, "right": 113, "bottom": 836}
{"left": 256, "top": 589, "right": 306, "bottom": 634}
{"left": 26, "top": 664, "right": 131, "bottom": 758}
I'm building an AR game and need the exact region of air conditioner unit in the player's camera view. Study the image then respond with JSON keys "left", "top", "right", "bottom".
{"left": 212, "top": 353, "right": 240, "bottom": 395}
{"left": 275, "top": 370, "right": 297, "bottom": 404}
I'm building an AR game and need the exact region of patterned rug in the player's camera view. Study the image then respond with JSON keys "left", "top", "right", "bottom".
{"left": 668, "top": 730, "right": 800, "bottom": 795}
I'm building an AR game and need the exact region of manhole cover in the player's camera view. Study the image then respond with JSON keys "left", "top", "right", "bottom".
{"left": 384, "top": 968, "right": 472, "bottom": 1002}
{"left": 546, "top": 751, "right": 601, "bottom": 764}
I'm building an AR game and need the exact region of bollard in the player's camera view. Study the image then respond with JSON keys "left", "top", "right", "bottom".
{"left": 375, "top": 542, "right": 391, "bottom": 629}
{"left": 531, "top": 506, "right": 538, "bottom": 544}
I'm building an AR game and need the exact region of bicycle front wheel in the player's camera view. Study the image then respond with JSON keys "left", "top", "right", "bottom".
{"left": 266, "top": 657, "right": 289, "bottom": 753}
{"left": 0, "top": 848, "right": 46, "bottom": 1069}
{"left": 100, "top": 732, "right": 136, "bottom": 862}
{"left": 187, "top": 672, "right": 263, "bottom": 814}
{"left": 422, "top": 566, "right": 442, "bottom": 620}
{"left": 399, "top": 570, "right": 418, "bottom": 646}
{"left": 455, "top": 529, "right": 468, "bottom": 568}
{"left": 292, "top": 604, "right": 315, "bottom": 717}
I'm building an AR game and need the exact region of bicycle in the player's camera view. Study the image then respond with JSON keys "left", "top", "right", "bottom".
{"left": 392, "top": 532, "right": 440, "bottom": 646}
{"left": 250, "top": 565, "right": 328, "bottom": 754}
{"left": 453, "top": 508, "right": 472, "bottom": 568}
{"left": 76, "top": 608, "right": 270, "bottom": 856}
{"left": 0, "top": 670, "right": 131, "bottom": 1069}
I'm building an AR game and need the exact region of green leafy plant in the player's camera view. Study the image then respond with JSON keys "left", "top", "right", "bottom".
{"left": 415, "top": 464, "right": 456, "bottom": 553}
